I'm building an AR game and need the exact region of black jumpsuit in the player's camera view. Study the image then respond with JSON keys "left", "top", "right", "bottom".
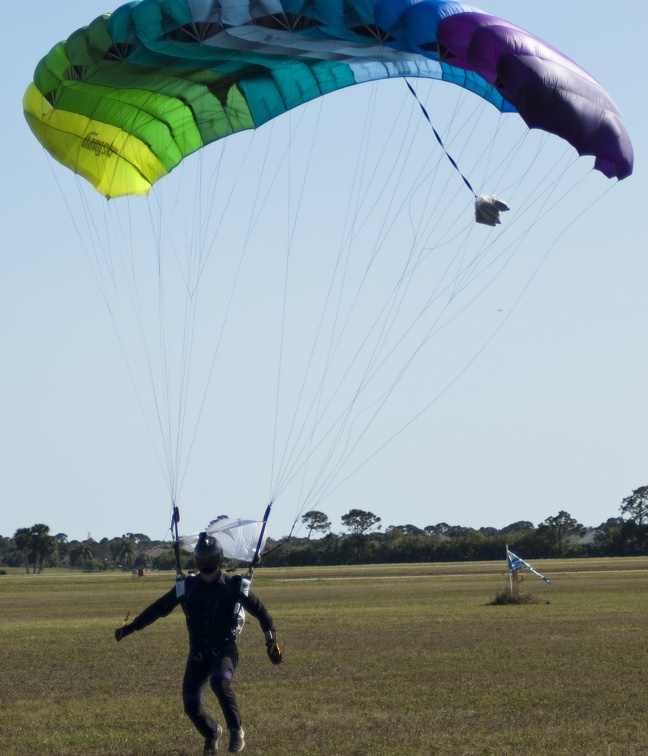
{"left": 128, "top": 572, "right": 274, "bottom": 737}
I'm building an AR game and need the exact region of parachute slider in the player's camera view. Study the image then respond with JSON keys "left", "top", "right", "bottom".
{"left": 180, "top": 518, "right": 269, "bottom": 563}
{"left": 475, "top": 195, "right": 510, "bottom": 227}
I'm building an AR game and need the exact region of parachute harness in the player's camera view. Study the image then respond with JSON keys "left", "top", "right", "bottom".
{"left": 405, "top": 81, "right": 509, "bottom": 226}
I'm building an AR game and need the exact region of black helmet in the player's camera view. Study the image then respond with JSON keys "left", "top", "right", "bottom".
{"left": 194, "top": 532, "right": 223, "bottom": 573}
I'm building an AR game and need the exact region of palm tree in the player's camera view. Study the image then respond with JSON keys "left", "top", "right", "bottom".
{"left": 110, "top": 537, "right": 137, "bottom": 568}
{"left": 77, "top": 542, "right": 94, "bottom": 569}
{"left": 12, "top": 525, "right": 58, "bottom": 573}
{"left": 36, "top": 535, "right": 58, "bottom": 572}
{"left": 69, "top": 542, "right": 95, "bottom": 569}
{"left": 30, "top": 524, "right": 57, "bottom": 573}
{"left": 13, "top": 528, "right": 33, "bottom": 573}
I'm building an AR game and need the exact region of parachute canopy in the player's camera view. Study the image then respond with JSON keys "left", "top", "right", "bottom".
{"left": 24, "top": 0, "right": 633, "bottom": 198}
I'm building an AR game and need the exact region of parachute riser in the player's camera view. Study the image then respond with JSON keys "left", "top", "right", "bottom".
{"left": 250, "top": 501, "right": 273, "bottom": 570}
{"left": 231, "top": 503, "right": 272, "bottom": 637}
{"left": 171, "top": 504, "right": 184, "bottom": 581}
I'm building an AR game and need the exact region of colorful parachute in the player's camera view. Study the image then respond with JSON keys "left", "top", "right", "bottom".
{"left": 24, "top": 0, "right": 633, "bottom": 198}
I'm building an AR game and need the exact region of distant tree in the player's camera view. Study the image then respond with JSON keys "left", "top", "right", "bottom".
{"left": 78, "top": 542, "right": 94, "bottom": 568}
{"left": 397, "top": 524, "right": 424, "bottom": 536}
{"left": 12, "top": 524, "right": 57, "bottom": 573}
{"left": 0, "top": 536, "right": 18, "bottom": 567}
{"left": 32, "top": 524, "right": 58, "bottom": 573}
{"left": 444, "top": 525, "right": 475, "bottom": 538}
{"left": 620, "top": 486, "right": 648, "bottom": 526}
{"left": 424, "top": 523, "right": 474, "bottom": 537}
{"left": 500, "top": 521, "right": 535, "bottom": 534}
{"left": 124, "top": 533, "right": 152, "bottom": 545}
{"left": 424, "top": 523, "right": 451, "bottom": 536}
{"left": 538, "top": 511, "right": 585, "bottom": 557}
{"left": 208, "top": 516, "right": 229, "bottom": 527}
{"left": 111, "top": 537, "right": 137, "bottom": 567}
{"left": 342, "top": 509, "right": 381, "bottom": 536}
{"left": 593, "top": 491, "right": 648, "bottom": 556}
{"left": 55, "top": 533, "right": 68, "bottom": 544}
{"left": 13, "top": 528, "right": 33, "bottom": 573}
{"left": 301, "top": 511, "right": 331, "bottom": 541}
{"left": 153, "top": 549, "right": 180, "bottom": 571}
{"left": 69, "top": 542, "right": 94, "bottom": 569}
{"left": 341, "top": 509, "right": 381, "bottom": 561}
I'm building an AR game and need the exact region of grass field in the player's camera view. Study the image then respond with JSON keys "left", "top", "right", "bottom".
{"left": 1, "top": 558, "right": 647, "bottom": 755}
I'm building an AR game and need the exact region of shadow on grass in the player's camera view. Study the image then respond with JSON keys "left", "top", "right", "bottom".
{"left": 488, "top": 590, "right": 551, "bottom": 605}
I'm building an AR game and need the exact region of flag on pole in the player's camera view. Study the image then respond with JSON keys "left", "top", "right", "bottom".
{"left": 180, "top": 518, "right": 268, "bottom": 563}
{"left": 507, "top": 549, "right": 552, "bottom": 586}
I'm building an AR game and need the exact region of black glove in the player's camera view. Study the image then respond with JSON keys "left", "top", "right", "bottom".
{"left": 265, "top": 631, "right": 283, "bottom": 665}
{"left": 115, "top": 623, "right": 136, "bottom": 642}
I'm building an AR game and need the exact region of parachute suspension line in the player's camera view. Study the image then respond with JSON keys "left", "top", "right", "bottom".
{"left": 270, "top": 80, "right": 402, "bottom": 516}
{"left": 123, "top": 128, "right": 251, "bottom": 508}
{"left": 149, "top": 192, "right": 184, "bottom": 501}
{"left": 406, "top": 80, "right": 509, "bottom": 227}
{"left": 269, "top": 59, "right": 337, "bottom": 509}
{"left": 406, "top": 80, "right": 476, "bottom": 197}
{"left": 278, "top": 123, "right": 590, "bottom": 522}
{"left": 173, "top": 155, "right": 211, "bottom": 498}
{"left": 169, "top": 108, "right": 347, "bottom": 507}
{"left": 270, "top": 106, "right": 454, "bottom": 494}
{"left": 270, "top": 69, "right": 350, "bottom": 510}
{"left": 319, "top": 162, "right": 610, "bottom": 510}
{"left": 156, "top": 127, "right": 289, "bottom": 505}
{"left": 358, "top": 153, "right": 585, "bottom": 389}
{"left": 266, "top": 71, "right": 377, "bottom": 511}
{"left": 278, "top": 85, "right": 406, "bottom": 442}
{"left": 274, "top": 84, "right": 392, "bottom": 504}
{"left": 269, "top": 114, "right": 295, "bottom": 501}
{"left": 330, "top": 85, "right": 483, "bottom": 349}
{"left": 406, "top": 154, "right": 591, "bottom": 374}
{"left": 61, "top": 169, "right": 207, "bottom": 513}
{"left": 275, "top": 87, "right": 464, "bottom": 528}
{"left": 269, "top": 84, "right": 465, "bottom": 518}
{"left": 63, "top": 174, "right": 183, "bottom": 505}
{"left": 307, "top": 171, "right": 615, "bottom": 511}
{"left": 270, "top": 99, "right": 332, "bottom": 507}
{"left": 341, "top": 85, "right": 420, "bottom": 252}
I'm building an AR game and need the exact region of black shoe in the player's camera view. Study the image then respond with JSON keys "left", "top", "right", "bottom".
{"left": 204, "top": 725, "right": 223, "bottom": 754}
{"left": 228, "top": 728, "right": 245, "bottom": 753}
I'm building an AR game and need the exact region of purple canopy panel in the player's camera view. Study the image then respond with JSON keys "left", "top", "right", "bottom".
{"left": 436, "top": 12, "right": 634, "bottom": 180}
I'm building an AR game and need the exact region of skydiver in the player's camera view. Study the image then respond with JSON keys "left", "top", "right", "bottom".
{"left": 114, "top": 532, "right": 282, "bottom": 754}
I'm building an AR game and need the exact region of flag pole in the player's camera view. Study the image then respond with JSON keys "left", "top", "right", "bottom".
{"left": 506, "top": 543, "right": 513, "bottom": 599}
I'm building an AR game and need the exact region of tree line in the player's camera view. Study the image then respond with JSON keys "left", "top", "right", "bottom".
{"left": 2, "top": 486, "right": 647, "bottom": 573}
{"left": 0, "top": 528, "right": 166, "bottom": 574}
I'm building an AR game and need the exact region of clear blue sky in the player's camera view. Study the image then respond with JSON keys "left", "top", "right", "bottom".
{"left": 2, "top": 1, "right": 646, "bottom": 544}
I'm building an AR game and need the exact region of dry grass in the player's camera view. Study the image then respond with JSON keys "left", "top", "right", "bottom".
{"left": 1, "top": 558, "right": 648, "bottom": 754}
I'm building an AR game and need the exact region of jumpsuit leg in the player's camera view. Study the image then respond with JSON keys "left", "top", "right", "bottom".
{"left": 209, "top": 644, "right": 242, "bottom": 731}
{"left": 182, "top": 653, "right": 221, "bottom": 739}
